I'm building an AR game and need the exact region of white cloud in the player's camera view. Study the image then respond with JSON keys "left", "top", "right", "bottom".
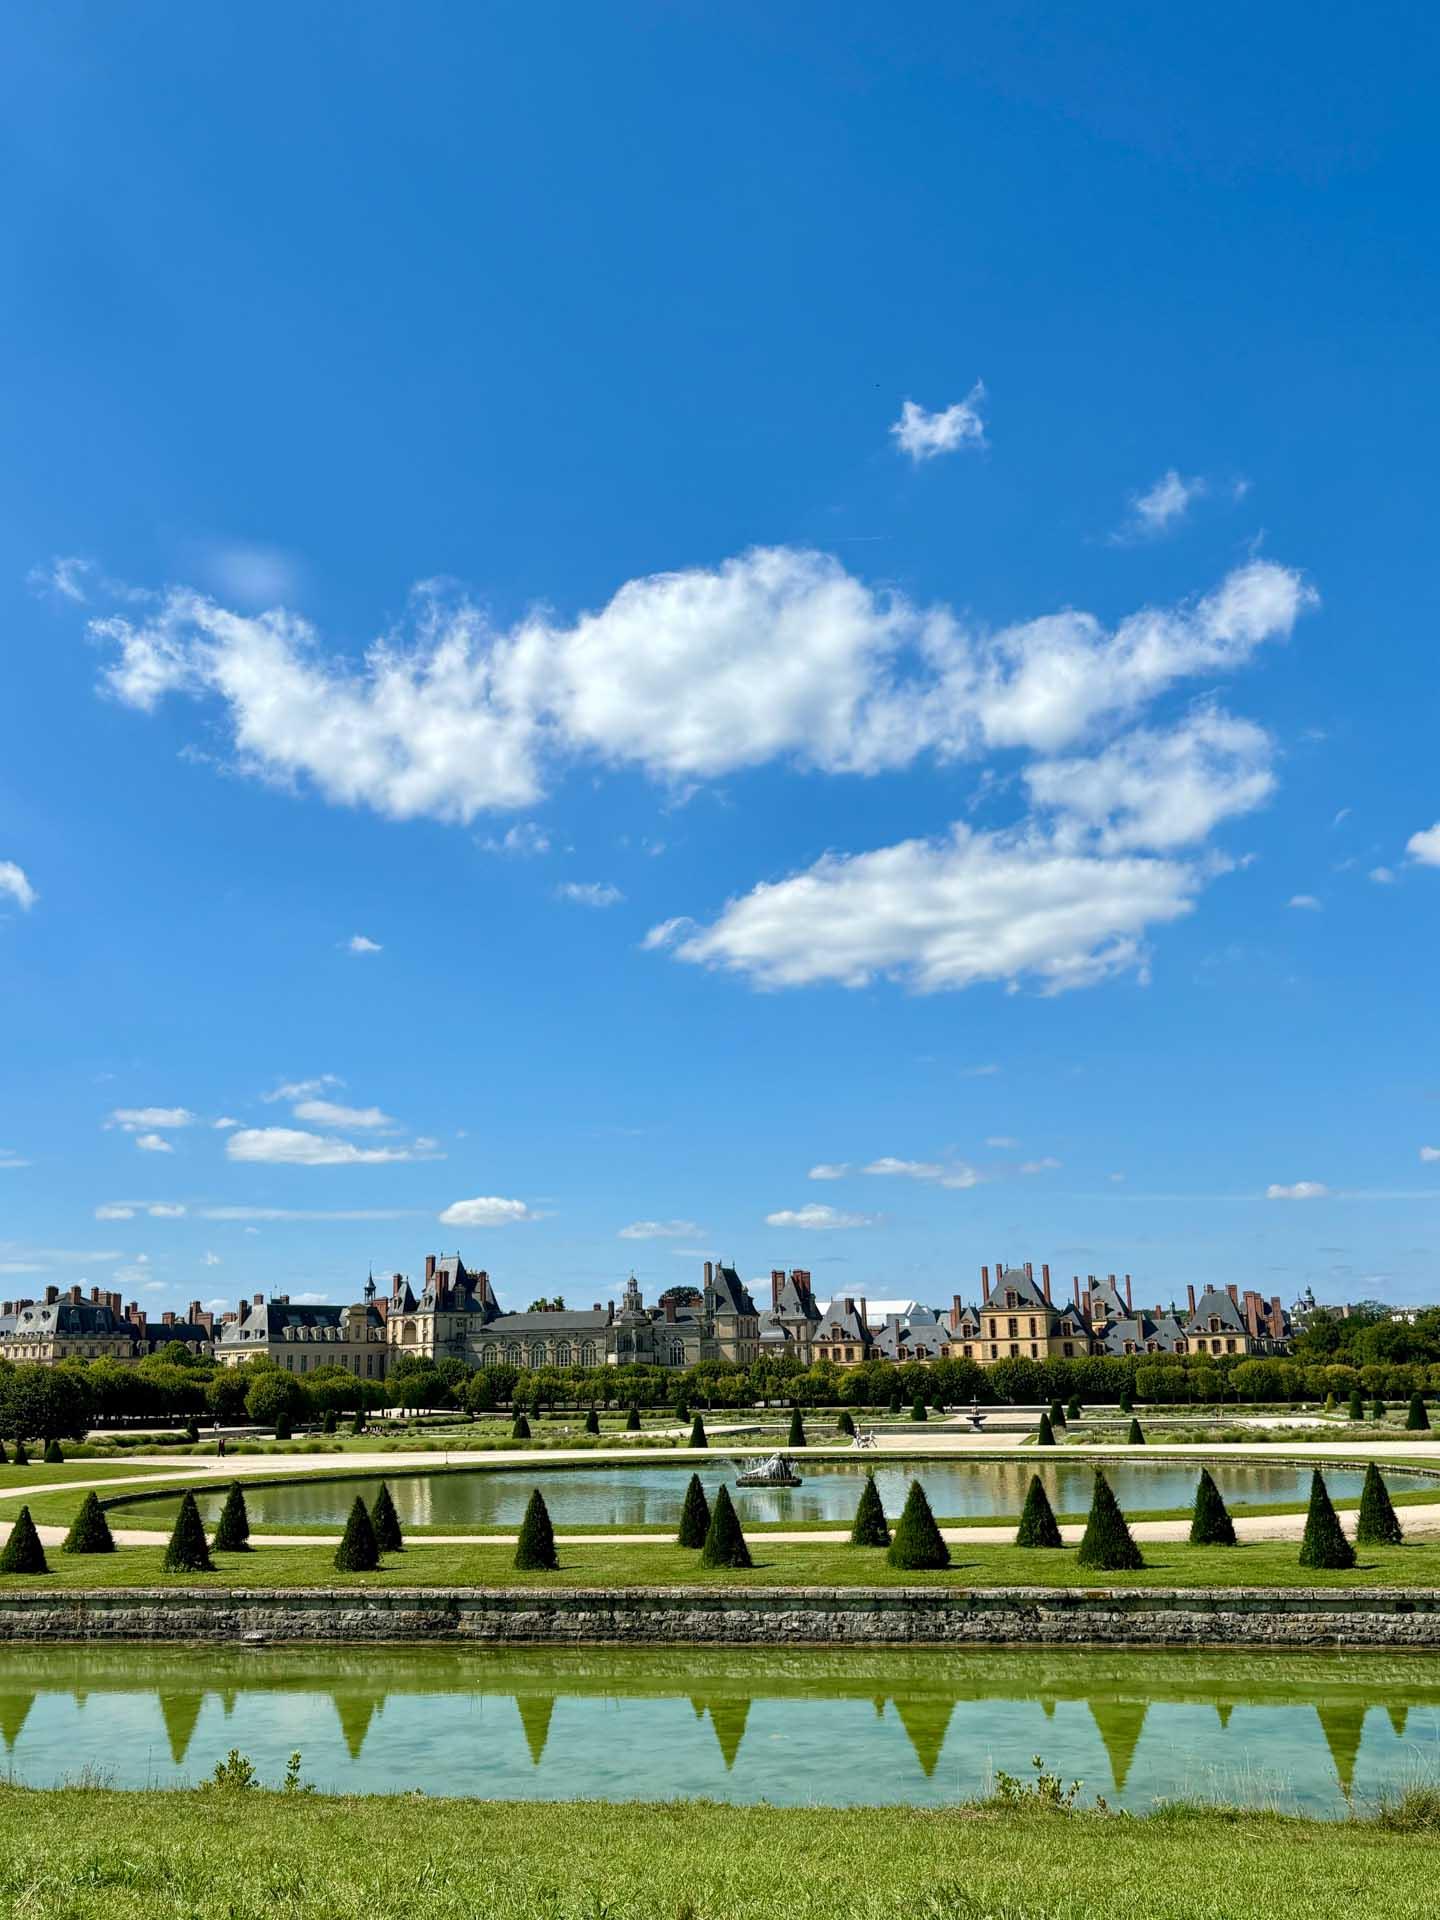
{"left": 213, "top": 1116, "right": 240, "bottom": 1129}
{"left": 1407, "top": 823, "right": 1440, "bottom": 867}
{"left": 28, "top": 554, "right": 93, "bottom": 603}
{"left": 94, "top": 1204, "right": 135, "bottom": 1221}
{"left": 617, "top": 1220, "right": 702, "bottom": 1239}
{"left": 1420, "top": 1147, "right": 1440, "bottom": 1164}
{"left": 764, "top": 1204, "right": 878, "bottom": 1230}
{"left": 203, "top": 1251, "right": 222, "bottom": 1266}
{"left": 438, "top": 1195, "right": 539, "bottom": 1227}
{"left": 862, "top": 1156, "right": 982, "bottom": 1190}
{"left": 1019, "top": 1156, "right": 1062, "bottom": 1174}
{"left": 1108, "top": 1172, "right": 1126, "bottom": 1183}
{"left": 654, "top": 820, "right": 1204, "bottom": 994}
{"left": 204, "top": 541, "right": 301, "bottom": 607}
{"left": 479, "top": 821, "right": 552, "bottom": 857}
{"left": 890, "top": 386, "right": 987, "bottom": 461}
{"left": 1369, "top": 866, "right": 1397, "bottom": 885}
{"left": 263, "top": 1075, "right": 343, "bottom": 1103}
{"left": 90, "top": 552, "right": 1312, "bottom": 813}
{"left": 198, "top": 1206, "right": 421, "bottom": 1221}
{"left": 147, "top": 1203, "right": 187, "bottom": 1218}
{"left": 985, "top": 1136, "right": 1018, "bottom": 1149}
{"left": 134, "top": 1133, "right": 175, "bottom": 1154}
{"left": 291, "top": 1099, "right": 395, "bottom": 1131}
{"left": 0, "top": 1150, "right": 29, "bottom": 1171}
{"left": 807, "top": 1163, "right": 852, "bottom": 1180}
{"left": 555, "top": 881, "right": 624, "bottom": 908}
{"left": 0, "top": 863, "right": 37, "bottom": 912}
{"left": 346, "top": 934, "right": 383, "bottom": 954}
{"left": 961, "top": 1063, "right": 1000, "bottom": 1077}
{"left": 1115, "top": 470, "right": 1207, "bottom": 542}
{"left": 1288, "top": 894, "right": 1322, "bottom": 911}
{"left": 106, "top": 1107, "right": 196, "bottom": 1132}
{"left": 225, "top": 1128, "right": 433, "bottom": 1166}
{"left": 1266, "top": 1181, "right": 1330, "bottom": 1200}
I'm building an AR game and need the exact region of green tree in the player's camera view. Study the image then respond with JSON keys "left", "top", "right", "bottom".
{"left": 887, "top": 1480, "right": 950, "bottom": 1570}
{"left": 1355, "top": 1462, "right": 1403, "bottom": 1546}
{"left": 351, "top": 1408, "right": 366, "bottom": 1436}
{"left": 244, "top": 1371, "right": 305, "bottom": 1431}
{"left": 163, "top": 1491, "right": 214, "bottom": 1573}
{"left": 0, "top": 1506, "right": 46, "bottom": 1574}
{"left": 1298, "top": 1471, "right": 1356, "bottom": 1570}
{"left": 12, "top": 1440, "right": 28, "bottom": 1467}
{"left": 836, "top": 1410, "right": 856, "bottom": 1438}
{"left": 787, "top": 1406, "right": 807, "bottom": 1448}
{"left": 1369, "top": 1397, "right": 1386, "bottom": 1422}
{"left": 1347, "top": 1389, "right": 1364, "bottom": 1421}
{"left": 910, "top": 1397, "right": 928, "bottom": 1423}
{"left": 1127, "top": 1418, "right": 1145, "bottom": 1445}
{"left": 677, "top": 1472, "right": 711, "bottom": 1548}
{"left": 323, "top": 1409, "right": 338, "bottom": 1435}
{"left": 370, "top": 1482, "right": 403, "bottom": 1552}
{"left": 1016, "top": 1475, "right": 1062, "bottom": 1549}
{"left": 699, "top": 1485, "right": 752, "bottom": 1569}
{"left": 514, "top": 1489, "right": 558, "bottom": 1571}
{"left": 0, "top": 1367, "right": 92, "bottom": 1445}
{"left": 61, "top": 1490, "right": 114, "bottom": 1555}
{"left": 1066, "top": 1397, "right": 1082, "bottom": 1420}
{"left": 42, "top": 1439, "right": 63, "bottom": 1464}
{"left": 849, "top": 1473, "right": 891, "bottom": 1548}
{"left": 688, "top": 1413, "right": 708, "bottom": 1449}
{"left": 213, "top": 1482, "right": 250, "bottom": 1552}
{"left": 1406, "top": 1393, "right": 1430, "bottom": 1432}
{"left": 512, "top": 1412, "right": 532, "bottom": 1440}
{"left": 1188, "top": 1468, "right": 1236, "bottom": 1546}
{"left": 1118, "top": 1388, "right": 1133, "bottom": 1414}
{"left": 334, "top": 1496, "right": 380, "bottom": 1572}
{"left": 1076, "top": 1472, "right": 1143, "bottom": 1571}
{"left": 1035, "top": 1411, "right": 1055, "bottom": 1447}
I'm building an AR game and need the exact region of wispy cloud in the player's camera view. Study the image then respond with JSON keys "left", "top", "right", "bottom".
{"left": 890, "top": 385, "right": 987, "bottom": 461}
{"left": 0, "top": 863, "right": 37, "bottom": 912}
{"left": 862, "top": 1156, "right": 981, "bottom": 1190}
{"left": 0, "top": 1149, "right": 30, "bottom": 1171}
{"left": 1266, "top": 1181, "right": 1330, "bottom": 1200}
{"left": 555, "top": 881, "right": 623, "bottom": 908}
{"left": 134, "top": 1133, "right": 175, "bottom": 1154}
{"left": 345, "top": 934, "right": 383, "bottom": 954}
{"left": 807, "top": 1164, "right": 852, "bottom": 1181}
{"left": 226, "top": 1128, "right": 440, "bottom": 1167}
{"left": 764, "top": 1204, "right": 878, "bottom": 1230}
{"left": 617, "top": 1219, "right": 702, "bottom": 1239}
{"left": 1113, "top": 470, "right": 1207, "bottom": 543}
{"left": 291, "top": 1099, "right": 395, "bottom": 1131}
{"left": 1287, "top": 895, "right": 1322, "bottom": 911}
{"left": 263, "top": 1076, "right": 343, "bottom": 1104}
{"left": 438, "top": 1195, "right": 540, "bottom": 1226}
{"left": 479, "top": 821, "right": 552, "bottom": 857}
{"left": 105, "top": 1107, "right": 196, "bottom": 1132}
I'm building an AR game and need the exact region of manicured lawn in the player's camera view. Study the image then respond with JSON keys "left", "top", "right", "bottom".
{"left": 0, "top": 1788, "right": 1433, "bottom": 1919}
{"left": 8, "top": 1536, "right": 1440, "bottom": 1589}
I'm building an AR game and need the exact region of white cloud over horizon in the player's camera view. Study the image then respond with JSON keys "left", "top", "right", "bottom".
{"left": 291, "top": 1099, "right": 395, "bottom": 1131}
{"left": 438, "top": 1195, "right": 540, "bottom": 1226}
{"left": 226, "top": 1127, "right": 440, "bottom": 1167}
{"left": 890, "top": 386, "right": 987, "bottom": 461}
{"left": 105, "top": 1107, "right": 196, "bottom": 1132}
{"left": 764, "top": 1203, "right": 878, "bottom": 1230}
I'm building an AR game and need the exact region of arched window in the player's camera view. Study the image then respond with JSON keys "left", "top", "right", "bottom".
{"left": 528, "top": 1343, "right": 547, "bottom": 1367}
{"left": 403, "top": 1320, "right": 417, "bottom": 1345}
{"left": 579, "top": 1343, "right": 597, "bottom": 1366}
{"left": 480, "top": 1344, "right": 496, "bottom": 1364}
{"left": 554, "top": 1343, "right": 572, "bottom": 1366}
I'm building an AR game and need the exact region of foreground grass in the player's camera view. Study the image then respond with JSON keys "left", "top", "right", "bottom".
{"left": 10, "top": 1537, "right": 1440, "bottom": 1589}
{"left": 0, "top": 1788, "right": 1434, "bottom": 1920}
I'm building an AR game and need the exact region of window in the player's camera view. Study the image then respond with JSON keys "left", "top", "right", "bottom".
{"left": 1062, "top": 1342, "right": 1073, "bottom": 1357}
{"left": 1226, "top": 1338, "right": 1236, "bottom": 1353}
{"left": 580, "top": 1344, "right": 597, "bottom": 1366}
{"left": 555, "top": 1343, "right": 572, "bottom": 1366}
{"left": 1009, "top": 1343, "right": 1019, "bottom": 1357}
{"left": 1007, "top": 1317, "right": 1018, "bottom": 1338}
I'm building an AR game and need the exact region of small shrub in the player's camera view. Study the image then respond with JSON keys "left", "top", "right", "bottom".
{"left": 206, "top": 1750, "right": 257, "bottom": 1792}
{"left": 212, "top": 1482, "right": 251, "bottom": 1552}
{"left": 911, "top": 1397, "right": 928, "bottom": 1423}
{"left": 1015, "top": 1474, "right": 1062, "bottom": 1549}
{"left": 699, "top": 1485, "right": 752, "bottom": 1569}
{"left": 334, "top": 1496, "right": 380, "bottom": 1573}
{"left": 584, "top": 1408, "right": 600, "bottom": 1436}
{"left": 1127, "top": 1418, "right": 1145, "bottom": 1446}
{"left": 512, "top": 1413, "right": 532, "bottom": 1441}
{"left": 163, "top": 1491, "right": 213, "bottom": 1574}
{"left": 1347, "top": 1389, "right": 1364, "bottom": 1421}
{"left": 323, "top": 1410, "right": 338, "bottom": 1435}
{"left": 370, "top": 1482, "right": 403, "bottom": 1552}
{"left": 1370, "top": 1398, "right": 1386, "bottom": 1422}
{"left": 1066, "top": 1398, "right": 1082, "bottom": 1420}
{"left": 351, "top": 1410, "right": 366, "bottom": 1436}
{"left": 1355, "top": 1462, "right": 1403, "bottom": 1547}
{"left": 1118, "top": 1389, "right": 1133, "bottom": 1414}
{"left": 1048, "top": 1400, "right": 1066, "bottom": 1429}
{"left": 1035, "top": 1412, "right": 1055, "bottom": 1447}
{"left": 625, "top": 1404, "right": 641, "bottom": 1432}
{"left": 887, "top": 1389, "right": 902, "bottom": 1416}
{"left": 675, "top": 1399, "right": 690, "bottom": 1424}
{"left": 677, "top": 1472, "right": 711, "bottom": 1548}
{"left": 62, "top": 1491, "right": 115, "bottom": 1555}
{"left": 836, "top": 1409, "right": 856, "bottom": 1437}
{"left": 688, "top": 1414, "right": 708, "bottom": 1449}
{"left": 849, "top": 1472, "right": 890, "bottom": 1547}
{"left": 0, "top": 1506, "right": 47, "bottom": 1574}
{"left": 787, "top": 1406, "right": 807, "bottom": 1448}
{"left": 1407, "top": 1393, "right": 1430, "bottom": 1432}
{"left": 43, "top": 1440, "right": 63, "bottom": 1465}
{"left": 185, "top": 1423, "right": 200, "bottom": 1445}
{"left": 1188, "top": 1468, "right": 1236, "bottom": 1546}
{"left": 1298, "top": 1470, "right": 1356, "bottom": 1570}
{"left": 514, "top": 1489, "right": 558, "bottom": 1571}
{"left": 12, "top": 1441, "right": 28, "bottom": 1467}
{"left": 887, "top": 1480, "right": 950, "bottom": 1570}
{"left": 274, "top": 1416, "right": 292, "bottom": 1441}
{"left": 1076, "top": 1472, "right": 1143, "bottom": 1571}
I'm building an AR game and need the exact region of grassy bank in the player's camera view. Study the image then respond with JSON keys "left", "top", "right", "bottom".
{"left": 0, "top": 1786, "right": 1435, "bottom": 1919}
{"left": 8, "top": 1537, "right": 1440, "bottom": 1588}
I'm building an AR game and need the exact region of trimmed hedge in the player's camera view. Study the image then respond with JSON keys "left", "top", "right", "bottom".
{"left": 849, "top": 1472, "right": 891, "bottom": 1548}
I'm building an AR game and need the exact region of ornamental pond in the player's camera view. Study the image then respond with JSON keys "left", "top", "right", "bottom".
{"left": 123, "top": 1457, "right": 1439, "bottom": 1532}
{"left": 3, "top": 1645, "right": 1440, "bottom": 1814}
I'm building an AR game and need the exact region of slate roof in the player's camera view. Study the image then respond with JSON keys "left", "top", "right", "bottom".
{"left": 708, "top": 1265, "right": 759, "bottom": 1317}
{"left": 1187, "top": 1288, "right": 1248, "bottom": 1335}
{"left": 983, "top": 1267, "right": 1050, "bottom": 1313}
{"left": 486, "top": 1310, "right": 612, "bottom": 1334}
{"left": 816, "top": 1300, "right": 869, "bottom": 1343}
{"left": 0, "top": 1301, "right": 135, "bottom": 1340}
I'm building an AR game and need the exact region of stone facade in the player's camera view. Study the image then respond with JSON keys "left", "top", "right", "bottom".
{"left": 217, "top": 1293, "right": 387, "bottom": 1380}
{"left": 0, "top": 1285, "right": 216, "bottom": 1364}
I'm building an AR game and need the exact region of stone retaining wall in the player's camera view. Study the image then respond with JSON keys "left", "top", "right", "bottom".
{"left": 4, "top": 1587, "right": 1440, "bottom": 1646}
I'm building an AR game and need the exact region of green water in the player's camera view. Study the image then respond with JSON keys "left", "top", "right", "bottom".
{"left": 1, "top": 1646, "right": 1437, "bottom": 1813}
{"left": 126, "top": 1458, "right": 1436, "bottom": 1530}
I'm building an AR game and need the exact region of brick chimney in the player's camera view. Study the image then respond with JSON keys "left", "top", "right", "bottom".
{"left": 1024, "top": 1261, "right": 1033, "bottom": 1281}
{"left": 254, "top": 1292, "right": 264, "bottom": 1307}
{"left": 664, "top": 1296, "right": 676, "bottom": 1322}
{"left": 950, "top": 1293, "right": 963, "bottom": 1331}
{"left": 89, "top": 1286, "right": 99, "bottom": 1303}
{"left": 1082, "top": 1288, "right": 1092, "bottom": 1324}
{"left": 133, "top": 1307, "right": 146, "bottom": 1329}
{"left": 980, "top": 1265, "right": 990, "bottom": 1301}
{"left": 392, "top": 1273, "right": 403, "bottom": 1298}
{"left": 1226, "top": 1283, "right": 1240, "bottom": 1307}
{"left": 859, "top": 1295, "right": 868, "bottom": 1331}
{"left": 68, "top": 1284, "right": 82, "bottom": 1304}
{"left": 592, "top": 1302, "right": 601, "bottom": 1313}
{"left": 703, "top": 1260, "right": 714, "bottom": 1287}
{"left": 1243, "top": 1291, "right": 1262, "bottom": 1338}
{"left": 1041, "top": 1263, "right": 1052, "bottom": 1303}
{"left": 1187, "top": 1284, "right": 1197, "bottom": 1315}
{"left": 1124, "top": 1274, "right": 1133, "bottom": 1312}
{"left": 1072, "top": 1276, "right": 1081, "bottom": 1308}
{"left": 425, "top": 1254, "right": 437, "bottom": 1284}
{"left": 771, "top": 1270, "right": 783, "bottom": 1310}
{"left": 1269, "top": 1295, "right": 1285, "bottom": 1339}
{"left": 161, "top": 1310, "right": 174, "bottom": 1326}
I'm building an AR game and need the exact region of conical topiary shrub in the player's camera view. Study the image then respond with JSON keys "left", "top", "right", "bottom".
{"left": 351, "top": 1408, "right": 366, "bottom": 1435}
{"left": 1036, "top": 1412, "right": 1056, "bottom": 1447}
{"left": 836, "top": 1410, "right": 856, "bottom": 1438}
{"left": 512, "top": 1412, "right": 532, "bottom": 1441}
{"left": 212, "top": 1481, "right": 250, "bottom": 1552}
{"left": 323, "top": 1409, "right": 337, "bottom": 1434}
{"left": 888, "top": 1388, "right": 903, "bottom": 1417}
{"left": 584, "top": 1407, "right": 600, "bottom": 1436}
{"left": 887, "top": 1480, "right": 950, "bottom": 1570}
{"left": 1407, "top": 1393, "right": 1430, "bottom": 1432}
{"left": 62, "top": 1490, "right": 115, "bottom": 1555}
{"left": 334, "top": 1495, "right": 380, "bottom": 1572}
{"left": 0, "top": 1438, "right": 9, "bottom": 1464}
{"left": 1298, "top": 1471, "right": 1356, "bottom": 1569}
{"left": 1118, "top": 1389, "right": 1133, "bottom": 1415}
{"left": 1323, "top": 1392, "right": 1336, "bottom": 1413}
{"left": 787, "top": 1406, "right": 807, "bottom": 1448}
{"left": 514, "top": 1489, "right": 558, "bottom": 1571}
{"left": 274, "top": 1416, "right": 291, "bottom": 1441}
{"left": 699, "top": 1484, "right": 752, "bottom": 1569}
{"left": 1076, "top": 1472, "right": 1143, "bottom": 1571}
{"left": 0, "top": 1507, "right": 47, "bottom": 1574}
{"left": 1016, "top": 1474, "right": 1062, "bottom": 1549}
{"left": 1066, "top": 1398, "right": 1082, "bottom": 1421}
{"left": 43, "top": 1440, "right": 63, "bottom": 1465}
{"left": 370, "top": 1482, "right": 403, "bottom": 1552}
{"left": 677, "top": 1472, "right": 711, "bottom": 1547}
{"left": 850, "top": 1472, "right": 891, "bottom": 1548}
{"left": 1355, "top": 1462, "right": 1403, "bottom": 1547}
{"left": 1049, "top": 1400, "right": 1066, "bottom": 1429}
{"left": 911, "top": 1397, "right": 928, "bottom": 1423}
{"left": 688, "top": 1414, "right": 708, "bottom": 1449}
{"left": 163, "top": 1491, "right": 214, "bottom": 1574}
{"left": 1347, "top": 1389, "right": 1364, "bottom": 1422}
{"left": 1370, "top": 1398, "right": 1386, "bottom": 1422}
{"left": 1189, "top": 1468, "right": 1236, "bottom": 1546}
{"left": 12, "top": 1441, "right": 28, "bottom": 1467}
{"left": 626, "top": 1404, "right": 641, "bottom": 1432}
{"left": 1127, "top": 1418, "right": 1145, "bottom": 1446}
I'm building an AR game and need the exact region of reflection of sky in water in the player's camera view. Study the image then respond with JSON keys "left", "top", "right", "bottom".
{"left": 2, "top": 1647, "right": 1438, "bottom": 1814}
{"left": 145, "top": 1459, "right": 1436, "bottom": 1530}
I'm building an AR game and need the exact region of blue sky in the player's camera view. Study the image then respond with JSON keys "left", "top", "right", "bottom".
{"left": 3, "top": 1, "right": 1439, "bottom": 1318}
